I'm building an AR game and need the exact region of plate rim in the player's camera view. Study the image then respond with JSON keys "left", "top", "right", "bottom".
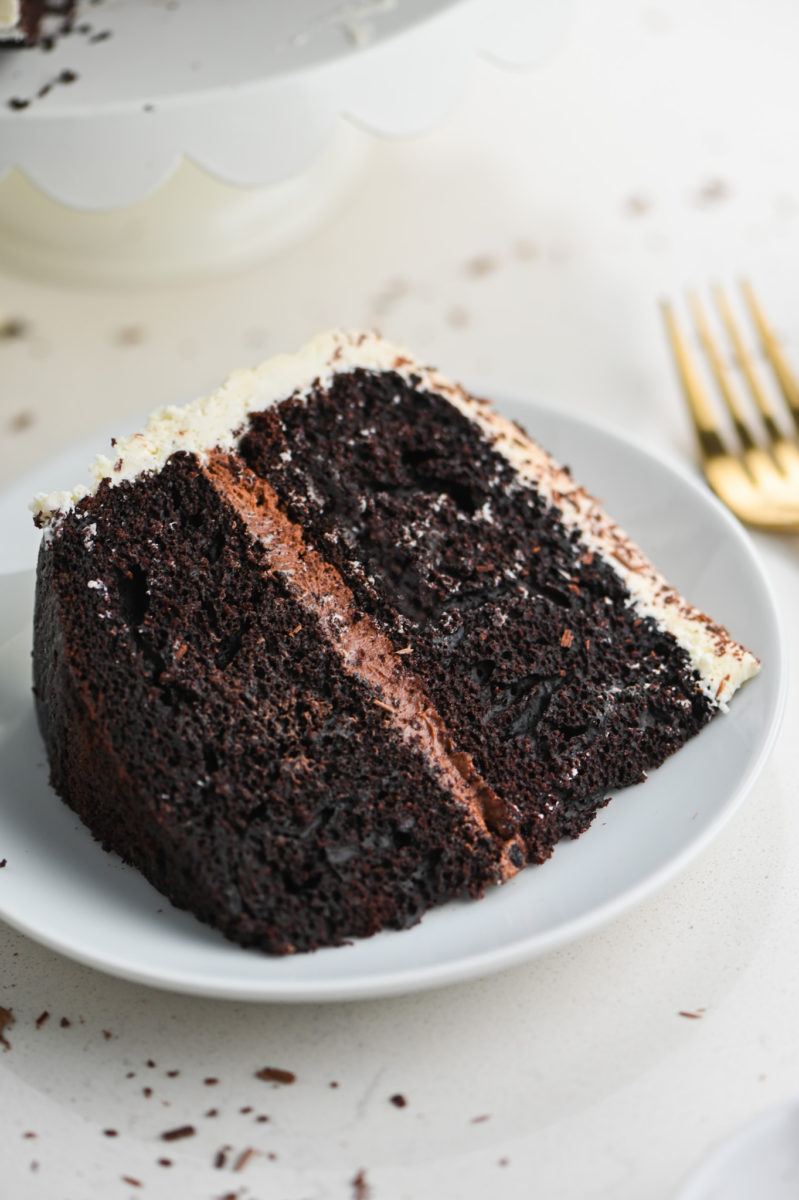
{"left": 0, "top": 398, "right": 786, "bottom": 1002}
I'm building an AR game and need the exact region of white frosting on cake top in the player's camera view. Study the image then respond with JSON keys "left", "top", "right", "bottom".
{"left": 0, "top": 0, "right": 21, "bottom": 36}
{"left": 31, "top": 328, "right": 759, "bottom": 709}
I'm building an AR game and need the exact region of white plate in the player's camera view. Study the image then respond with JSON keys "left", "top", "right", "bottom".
{"left": 0, "top": 400, "right": 785, "bottom": 1001}
{"left": 675, "top": 1098, "right": 799, "bottom": 1199}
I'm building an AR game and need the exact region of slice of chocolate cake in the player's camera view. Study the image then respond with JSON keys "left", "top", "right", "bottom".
{"left": 31, "top": 330, "right": 760, "bottom": 954}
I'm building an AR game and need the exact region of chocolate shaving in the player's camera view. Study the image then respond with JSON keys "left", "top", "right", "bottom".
{"left": 352, "top": 1169, "right": 371, "bottom": 1199}
{"left": 0, "top": 1006, "right": 15, "bottom": 1050}
{"left": 233, "top": 1147, "right": 257, "bottom": 1172}
{"left": 255, "top": 1066, "right": 296, "bottom": 1085}
{"left": 161, "top": 1125, "right": 196, "bottom": 1142}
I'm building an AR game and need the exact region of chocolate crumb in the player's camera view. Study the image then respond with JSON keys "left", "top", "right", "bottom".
{"left": 23, "top": 1132, "right": 36, "bottom": 1139}
{"left": 157, "top": 1158, "right": 172, "bottom": 1167}
{"left": 471, "top": 1114, "right": 491, "bottom": 1123}
{"left": 464, "top": 253, "right": 498, "bottom": 279}
{"left": 692, "top": 178, "right": 732, "bottom": 207}
{"left": 121, "top": 1178, "right": 141, "bottom": 1188}
{"left": 146, "top": 1059, "right": 156, "bottom": 1068}
{"left": 255, "top": 1115, "right": 269, "bottom": 1123}
{"left": 447, "top": 305, "right": 470, "bottom": 330}
{"left": 204, "top": 1108, "right": 219, "bottom": 1118}
{"left": 352, "top": 1168, "right": 371, "bottom": 1199}
{"left": 35, "top": 1011, "right": 49, "bottom": 1029}
{"left": 679, "top": 1010, "right": 703, "bottom": 1019}
{"left": 389, "top": 1093, "right": 407, "bottom": 1108}
{"left": 255, "top": 1067, "right": 296, "bottom": 1085}
{"left": 513, "top": 237, "right": 538, "bottom": 261}
{"left": 143, "top": 1087, "right": 153, "bottom": 1098}
{"left": 329, "top": 1081, "right": 339, "bottom": 1088}
{"left": 239, "top": 1106, "right": 253, "bottom": 1114}
{"left": 60, "top": 1017, "right": 70, "bottom": 1028}
{"left": 7, "top": 412, "right": 34, "bottom": 434}
{"left": 166, "top": 1069, "right": 179, "bottom": 1077}
{"left": 161, "top": 1125, "right": 196, "bottom": 1142}
{"left": 204, "top": 1077, "right": 219, "bottom": 1086}
{"left": 115, "top": 325, "right": 145, "bottom": 346}
{"left": 0, "top": 858, "right": 6, "bottom": 867}
{"left": 0, "top": 1006, "right": 15, "bottom": 1050}
{"left": 103, "top": 1129, "right": 118, "bottom": 1137}
{"left": 58, "top": 68, "right": 78, "bottom": 84}
{"left": 625, "top": 194, "right": 653, "bottom": 217}
{"left": 214, "top": 1149, "right": 227, "bottom": 1169}
{"left": 8, "top": 97, "right": 30, "bottom": 110}
{"left": 102, "top": 1029, "right": 112, "bottom": 1040}
{"left": 126, "top": 1072, "right": 136, "bottom": 1079}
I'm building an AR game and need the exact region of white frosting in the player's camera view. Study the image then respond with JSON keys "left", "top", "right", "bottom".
{"left": 32, "top": 328, "right": 759, "bottom": 708}
{"left": 0, "top": 0, "right": 21, "bottom": 37}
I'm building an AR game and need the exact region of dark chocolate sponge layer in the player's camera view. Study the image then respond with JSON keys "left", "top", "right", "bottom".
{"left": 239, "top": 370, "right": 714, "bottom": 862}
{"left": 33, "top": 454, "right": 504, "bottom": 953}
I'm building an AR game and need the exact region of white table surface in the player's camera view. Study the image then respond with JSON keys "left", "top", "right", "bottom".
{"left": 2, "top": 1, "right": 798, "bottom": 1196}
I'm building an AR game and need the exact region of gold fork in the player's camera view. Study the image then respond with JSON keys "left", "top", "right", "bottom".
{"left": 662, "top": 282, "right": 799, "bottom": 529}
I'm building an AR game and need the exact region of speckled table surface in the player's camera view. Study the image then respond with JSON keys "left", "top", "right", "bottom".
{"left": 1, "top": 2, "right": 799, "bottom": 1197}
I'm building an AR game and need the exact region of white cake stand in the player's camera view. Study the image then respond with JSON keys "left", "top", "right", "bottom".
{"left": 0, "top": 0, "right": 573, "bottom": 283}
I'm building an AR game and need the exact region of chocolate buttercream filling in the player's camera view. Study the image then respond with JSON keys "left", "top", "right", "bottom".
{"left": 204, "top": 452, "right": 524, "bottom": 881}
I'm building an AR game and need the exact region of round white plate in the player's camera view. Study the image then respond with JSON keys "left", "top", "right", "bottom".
{"left": 0, "top": 399, "right": 785, "bottom": 1001}
{"left": 675, "top": 1098, "right": 799, "bottom": 1199}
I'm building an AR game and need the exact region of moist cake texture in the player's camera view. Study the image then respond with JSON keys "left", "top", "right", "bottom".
{"left": 31, "top": 330, "right": 760, "bottom": 953}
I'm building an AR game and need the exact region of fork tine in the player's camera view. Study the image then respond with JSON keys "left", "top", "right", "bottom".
{"left": 687, "top": 291, "right": 756, "bottom": 452}
{"left": 712, "top": 284, "right": 784, "bottom": 446}
{"left": 739, "top": 280, "right": 799, "bottom": 434}
{"left": 661, "top": 300, "right": 728, "bottom": 461}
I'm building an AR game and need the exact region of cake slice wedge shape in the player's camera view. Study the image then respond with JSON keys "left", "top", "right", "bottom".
{"left": 31, "top": 330, "right": 760, "bottom": 953}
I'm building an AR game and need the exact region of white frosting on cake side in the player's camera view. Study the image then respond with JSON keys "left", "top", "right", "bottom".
{"left": 31, "top": 328, "right": 759, "bottom": 709}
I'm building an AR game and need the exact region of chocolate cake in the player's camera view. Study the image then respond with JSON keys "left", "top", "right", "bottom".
{"left": 31, "top": 330, "right": 760, "bottom": 954}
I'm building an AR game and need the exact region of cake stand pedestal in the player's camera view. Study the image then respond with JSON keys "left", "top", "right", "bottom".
{"left": 0, "top": 0, "right": 572, "bottom": 285}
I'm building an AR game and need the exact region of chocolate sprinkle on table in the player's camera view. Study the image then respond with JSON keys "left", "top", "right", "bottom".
{"left": 0, "top": 1006, "right": 15, "bottom": 1050}
{"left": 161, "top": 1125, "right": 196, "bottom": 1142}
{"left": 255, "top": 1067, "right": 296, "bottom": 1085}
{"left": 351, "top": 1168, "right": 371, "bottom": 1199}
